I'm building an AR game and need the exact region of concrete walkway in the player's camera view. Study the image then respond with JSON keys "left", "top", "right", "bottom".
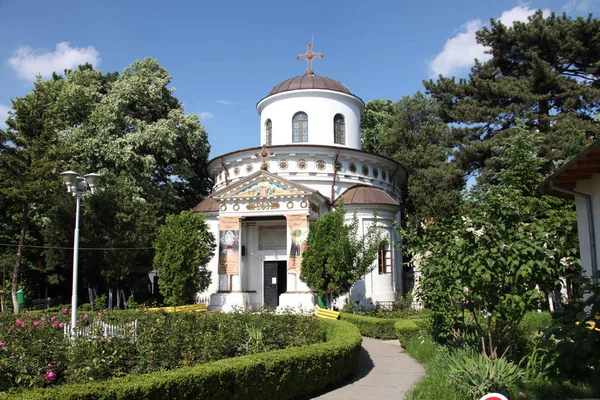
{"left": 312, "top": 337, "right": 425, "bottom": 400}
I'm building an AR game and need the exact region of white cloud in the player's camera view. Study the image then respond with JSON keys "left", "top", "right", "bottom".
{"left": 0, "top": 104, "right": 10, "bottom": 129}
{"left": 198, "top": 111, "right": 214, "bottom": 120}
{"left": 564, "top": 0, "right": 596, "bottom": 12}
{"left": 217, "top": 100, "right": 236, "bottom": 105}
{"left": 428, "top": 5, "right": 550, "bottom": 77}
{"left": 7, "top": 42, "right": 100, "bottom": 81}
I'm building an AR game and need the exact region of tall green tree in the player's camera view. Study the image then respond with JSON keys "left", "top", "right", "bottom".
{"left": 424, "top": 11, "right": 600, "bottom": 175}
{"left": 403, "top": 125, "right": 580, "bottom": 350}
{"left": 300, "top": 203, "right": 385, "bottom": 309}
{"left": 361, "top": 93, "right": 464, "bottom": 226}
{"left": 0, "top": 77, "right": 66, "bottom": 313}
{"left": 153, "top": 211, "right": 215, "bottom": 305}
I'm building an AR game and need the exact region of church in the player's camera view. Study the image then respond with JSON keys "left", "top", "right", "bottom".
{"left": 192, "top": 44, "right": 407, "bottom": 311}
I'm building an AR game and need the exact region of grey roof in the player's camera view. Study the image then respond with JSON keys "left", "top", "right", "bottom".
{"left": 267, "top": 75, "right": 353, "bottom": 96}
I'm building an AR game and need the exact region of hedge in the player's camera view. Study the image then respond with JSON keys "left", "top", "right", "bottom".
{"left": 339, "top": 313, "right": 399, "bottom": 339}
{"left": 4, "top": 320, "right": 361, "bottom": 400}
{"left": 394, "top": 319, "right": 423, "bottom": 347}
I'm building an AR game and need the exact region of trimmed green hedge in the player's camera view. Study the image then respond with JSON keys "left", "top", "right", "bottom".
{"left": 394, "top": 319, "right": 423, "bottom": 347}
{"left": 340, "top": 313, "right": 398, "bottom": 339}
{"left": 5, "top": 320, "right": 361, "bottom": 400}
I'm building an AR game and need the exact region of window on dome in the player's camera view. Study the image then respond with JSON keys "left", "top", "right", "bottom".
{"left": 334, "top": 114, "right": 345, "bottom": 145}
{"left": 292, "top": 112, "right": 308, "bottom": 143}
{"left": 265, "top": 119, "right": 272, "bottom": 145}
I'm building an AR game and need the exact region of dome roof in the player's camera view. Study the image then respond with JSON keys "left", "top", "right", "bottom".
{"left": 267, "top": 75, "right": 353, "bottom": 97}
{"left": 334, "top": 185, "right": 399, "bottom": 209}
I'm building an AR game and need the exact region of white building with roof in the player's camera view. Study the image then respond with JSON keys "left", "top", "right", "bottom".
{"left": 192, "top": 45, "right": 407, "bottom": 311}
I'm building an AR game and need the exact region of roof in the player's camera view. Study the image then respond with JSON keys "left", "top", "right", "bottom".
{"left": 541, "top": 139, "right": 600, "bottom": 199}
{"left": 267, "top": 75, "right": 353, "bottom": 97}
{"left": 334, "top": 185, "right": 400, "bottom": 209}
{"left": 191, "top": 197, "right": 219, "bottom": 213}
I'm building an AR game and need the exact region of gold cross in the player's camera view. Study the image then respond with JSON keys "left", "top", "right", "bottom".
{"left": 255, "top": 144, "right": 274, "bottom": 170}
{"left": 296, "top": 43, "right": 323, "bottom": 76}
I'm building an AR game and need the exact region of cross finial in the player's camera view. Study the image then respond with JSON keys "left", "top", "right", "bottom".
{"left": 296, "top": 43, "right": 324, "bottom": 76}
{"left": 255, "top": 144, "right": 274, "bottom": 170}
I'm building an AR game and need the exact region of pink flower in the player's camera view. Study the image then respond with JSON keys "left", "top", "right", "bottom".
{"left": 62, "top": 308, "right": 68, "bottom": 313}
{"left": 32, "top": 321, "right": 41, "bottom": 326}
{"left": 97, "top": 313, "right": 102, "bottom": 318}
{"left": 40, "top": 317, "right": 46, "bottom": 321}
{"left": 83, "top": 314, "right": 88, "bottom": 319}
{"left": 0, "top": 341, "right": 4, "bottom": 347}
{"left": 27, "top": 313, "right": 31, "bottom": 317}
{"left": 52, "top": 323, "right": 58, "bottom": 328}
{"left": 15, "top": 318, "right": 22, "bottom": 325}
{"left": 45, "top": 370, "right": 56, "bottom": 382}
{"left": 58, "top": 323, "right": 65, "bottom": 328}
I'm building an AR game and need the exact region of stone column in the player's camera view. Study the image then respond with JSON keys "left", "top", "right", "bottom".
{"left": 232, "top": 218, "right": 243, "bottom": 292}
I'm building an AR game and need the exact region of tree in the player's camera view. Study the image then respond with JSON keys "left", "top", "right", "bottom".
{"left": 403, "top": 125, "right": 580, "bottom": 354}
{"left": 153, "top": 211, "right": 215, "bottom": 305}
{"left": 300, "top": 203, "right": 385, "bottom": 309}
{"left": 0, "top": 77, "right": 66, "bottom": 313}
{"left": 361, "top": 93, "right": 464, "bottom": 226}
{"left": 424, "top": 11, "right": 600, "bottom": 176}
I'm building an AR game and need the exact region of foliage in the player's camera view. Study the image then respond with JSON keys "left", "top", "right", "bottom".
{"left": 153, "top": 211, "right": 215, "bottom": 305}
{"left": 403, "top": 127, "right": 581, "bottom": 354}
{"left": 300, "top": 202, "right": 385, "bottom": 308}
{"left": 3, "top": 319, "right": 359, "bottom": 400}
{"left": 445, "top": 347, "right": 523, "bottom": 399}
{"left": 424, "top": 11, "right": 600, "bottom": 175}
{"left": 0, "top": 310, "right": 326, "bottom": 393}
{"left": 339, "top": 313, "right": 397, "bottom": 339}
{"left": 0, "top": 59, "right": 212, "bottom": 312}
{"left": 546, "top": 278, "right": 600, "bottom": 381}
{"left": 354, "top": 295, "right": 424, "bottom": 319}
{"left": 394, "top": 319, "right": 424, "bottom": 347}
{"left": 360, "top": 94, "right": 464, "bottom": 226}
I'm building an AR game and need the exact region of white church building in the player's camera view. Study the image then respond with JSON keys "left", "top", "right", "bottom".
{"left": 193, "top": 45, "right": 407, "bottom": 311}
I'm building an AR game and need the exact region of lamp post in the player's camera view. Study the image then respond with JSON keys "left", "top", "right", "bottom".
{"left": 60, "top": 171, "right": 101, "bottom": 330}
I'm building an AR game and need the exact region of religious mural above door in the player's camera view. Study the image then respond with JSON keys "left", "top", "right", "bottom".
{"left": 214, "top": 171, "right": 314, "bottom": 201}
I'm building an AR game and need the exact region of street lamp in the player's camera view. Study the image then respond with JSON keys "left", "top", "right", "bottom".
{"left": 60, "top": 171, "right": 101, "bottom": 330}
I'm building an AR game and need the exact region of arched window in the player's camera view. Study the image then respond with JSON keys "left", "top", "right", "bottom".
{"left": 334, "top": 114, "right": 345, "bottom": 145}
{"left": 265, "top": 119, "right": 272, "bottom": 145}
{"left": 292, "top": 112, "right": 308, "bottom": 143}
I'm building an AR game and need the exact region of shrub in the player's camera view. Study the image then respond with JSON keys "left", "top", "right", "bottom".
{"left": 5, "top": 320, "right": 361, "bottom": 400}
{"left": 445, "top": 348, "right": 523, "bottom": 399}
{"left": 394, "top": 319, "right": 423, "bottom": 347}
{"left": 339, "top": 313, "right": 396, "bottom": 339}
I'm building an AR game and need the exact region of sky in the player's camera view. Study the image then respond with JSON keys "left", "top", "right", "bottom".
{"left": 0, "top": 0, "right": 598, "bottom": 158}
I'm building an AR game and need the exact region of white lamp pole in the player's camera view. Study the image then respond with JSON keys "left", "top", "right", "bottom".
{"left": 60, "top": 171, "right": 101, "bottom": 330}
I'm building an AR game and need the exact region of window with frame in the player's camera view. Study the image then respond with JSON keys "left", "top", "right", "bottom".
{"left": 378, "top": 244, "right": 393, "bottom": 274}
{"left": 292, "top": 112, "right": 308, "bottom": 143}
{"left": 265, "top": 119, "right": 272, "bottom": 145}
{"left": 334, "top": 114, "right": 345, "bottom": 145}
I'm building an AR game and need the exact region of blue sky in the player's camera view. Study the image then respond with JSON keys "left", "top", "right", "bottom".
{"left": 0, "top": 0, "right": 597, "bottom": 157}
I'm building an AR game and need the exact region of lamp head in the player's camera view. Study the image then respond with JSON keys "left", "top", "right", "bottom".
{"left": 84, "top": 173, "right": 101, "bottom": 194}
{"left": 60, "top": 171, "right": 78, "bottom": 191}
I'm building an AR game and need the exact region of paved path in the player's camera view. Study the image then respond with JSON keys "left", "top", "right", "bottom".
{"left": 312, "top": 337, "right": 425, "bottom": 400}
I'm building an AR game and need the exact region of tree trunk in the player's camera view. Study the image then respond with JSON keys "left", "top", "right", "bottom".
{"left": 12, "top": 202, "right": 29, "bottom": 314}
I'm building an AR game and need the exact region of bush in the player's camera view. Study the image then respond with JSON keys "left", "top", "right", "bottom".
{"left": 394, "top": 319, "right": 423, "bottom": 347}
{"left": 6, "top": 320, "right": 361, "bottom": 400}
{"left": 445, "top": 348, "right": 523, "bottom": 399}
{"left": 0, "top": 310, "right": 326, "bottom": 392}
{"left": 339, "top": 313, "right": 396, "bottom": 339}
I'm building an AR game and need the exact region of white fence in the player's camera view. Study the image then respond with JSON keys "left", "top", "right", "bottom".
{"left": 64, "top": 319, "right": 138, "bottom": 342}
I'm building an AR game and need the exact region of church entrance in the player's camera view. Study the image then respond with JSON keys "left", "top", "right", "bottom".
{"left": 263, "top": 261, "right": 287, "bottom": 308}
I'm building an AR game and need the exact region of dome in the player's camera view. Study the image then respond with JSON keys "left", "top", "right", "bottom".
{"left": 334, "top": 185, "right": 400, "bottom": 209}
{"left": 267, "top": 75, "right": 353, "bottom": 97}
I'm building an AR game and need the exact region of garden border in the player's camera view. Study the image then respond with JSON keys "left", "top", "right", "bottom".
{"left": 339, "top": 313, "right": 424, "bottom": 343}
{"left": 5, "top": 319, "right": 361, "bottom": 400}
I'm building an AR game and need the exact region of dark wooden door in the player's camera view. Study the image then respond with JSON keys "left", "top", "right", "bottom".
{"left": 264, "top": 262, "right": 279, "bottom": 308}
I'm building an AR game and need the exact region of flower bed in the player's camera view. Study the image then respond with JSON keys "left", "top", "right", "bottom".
{"left": 0, "top": 310, "right": 326, "bottom": 392}
{"left": 3, "top": 319, "right": 361, "bottom": 400}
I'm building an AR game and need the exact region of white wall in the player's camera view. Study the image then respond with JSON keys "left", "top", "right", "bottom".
{"left": 574, "top": 175, "right": 600, "bottom": 280}
{"left": 257, "top": 90, "right": 363, "bottom": 149}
